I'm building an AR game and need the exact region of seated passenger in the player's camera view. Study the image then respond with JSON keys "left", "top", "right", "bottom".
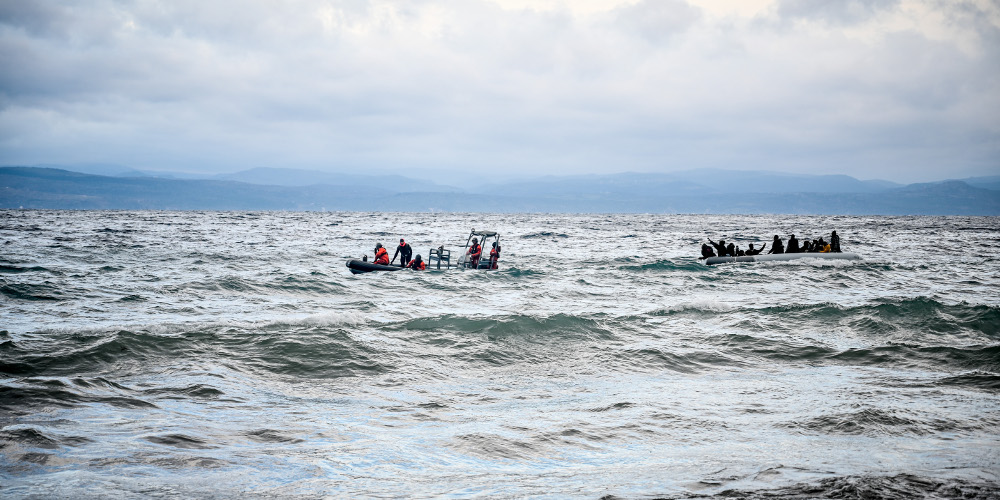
{"left": 700, "top": 243, "right": 716, "bottom": 259}
{"left": 767, "top": 235, "right": 784, "bottom": 254}
{"left": 817, "top": 237, "right": 831, "bottom": 253}
{"left": 736, "top": 245, "right": 746, "bottom": 257}
{"left": 489, "top": 242, "right": 501, "bottom": 269}
{"left": 801, "top": 240, "right": 812, "bottom": 253}
{"left": 726, "top": 242, "right": 736, "bottom": 258}
{"left": 747, "top": 243, "right": 766, "bottom": 256}
{"left": 374, "top": 243, "right": 389, "bottom": 265}
{"left": 407, "top": 254, "right": 426, "bottom": 270}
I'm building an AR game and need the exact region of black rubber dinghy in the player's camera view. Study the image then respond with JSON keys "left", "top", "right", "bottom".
{"left": 705, "top": 252, "right": 861, "bottom": 265}
{"left": 346, "top": 259, "right": 405, "bottom": 275}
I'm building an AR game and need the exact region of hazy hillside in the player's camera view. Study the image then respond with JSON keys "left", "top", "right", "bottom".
{"left": 2, "top": 166, "right": 998, "bottom": 214}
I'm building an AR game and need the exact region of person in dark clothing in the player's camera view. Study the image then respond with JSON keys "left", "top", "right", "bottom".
{"left": 768, "top": 235, "right": 784, "bottom": 254}
{"left": 708, "top": 239, "right": 728, "bottom": 257}
{"left": 815, "top": 237, "right": 827, "bottom": 253}
{"left": 801, "top": 240, "right": 813, "bottom": 252}
{"left": 700, "top": 243, "right": 716, "bottom": 259}
{"left": 830, "top": 231, "right": 841, "bottom": 253}
{"left": 786, "top": 234, "right": 800, "bottom": 253}
{"left": 747, "top": 243, "right": 766, "bottom": 256}
{"left": 735, "top": 245, "right": 746, "bottom": 257}
{"left": 391, "top": 238, "right": 413, "bottom": 266}
{"left": 726, "top": 242, "right": 736, "bottom": 258}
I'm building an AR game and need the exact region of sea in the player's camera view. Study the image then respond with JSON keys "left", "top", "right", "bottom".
{"left": 1, "top": 210, "right": 998, "bottom": 499}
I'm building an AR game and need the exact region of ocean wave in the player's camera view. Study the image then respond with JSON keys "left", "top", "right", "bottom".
{"left": 1, "top": 318, "right": 390, "bottom": 380}
{"left": 650, "top": 299, "right": 737, "bottom": 315}
{"left": 653, "top": 297, "right": 1000, "bottom": 340}
{"left": 0, "top": 383, "right": 158, "bottom": 418}
{"left": 704, "top": 474, "right": 1000, "bottom": 499}
{"left": 521, "top": 232, "right": 569, "bottom": 238}
{"left": 390, "top": 312, "right": 618, "bottom": 343}
{"left": 0, "top": 264, "right": 57, "bottom": 275}
{"left": 0, "top": 426, "right": 93, "bottom": 452}
{"left": 783, "top": 407, "right": 962, "bottom": 436}
{"left": 937, "top": 372, "right": 1000, "bottom": 391}
{"left": 619, "top": 258, "right": 706, "bottom": 272}
{"left": 0, "top": 282, "right": 65, "bottom": 301}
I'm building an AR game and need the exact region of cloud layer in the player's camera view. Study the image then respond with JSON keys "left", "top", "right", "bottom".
{"left": 1, "top": 0, "right": 998, "bottom": 182}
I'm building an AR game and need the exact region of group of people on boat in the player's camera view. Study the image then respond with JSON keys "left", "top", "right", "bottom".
{"left": 372, "top": 239, "right": 427, "bottom": 270}
{"left": 464, "top": 237, "right": 501, "bottom": 269}
{"left": 701, "top": 230, "right": 841, "bottom": 258}
{"left": 369, "top": 237, "right": 501, "bottom": 270}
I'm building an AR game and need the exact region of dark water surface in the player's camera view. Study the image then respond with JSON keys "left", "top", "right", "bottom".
{"left": 2, "top": 211, "right": 999, "bottom": 498}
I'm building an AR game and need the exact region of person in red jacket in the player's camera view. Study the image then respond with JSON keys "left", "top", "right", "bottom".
{"left": 407, "top": 254, "right": 426, "bottom": 270}
{"left": 488, "top": 242, "right": 500, "bottom": 269}
{"left": 373, "top": 243, "right": 389, "bottom": 265}
{"left": 467, "top": 238, "right": 482, "bottom": 268}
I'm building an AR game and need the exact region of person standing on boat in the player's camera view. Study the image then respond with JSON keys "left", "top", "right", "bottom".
{"left": 708, "top": 239, "right": 729, "bottom": 257}
{"left": 767, "top": 235, "right": 784, "bottom": 254}
{"left": 374, "top": 243, "right": 390, "bottom": 265}
{"left": 489, "top": 242, "right": 501, "bottom": 269}
{"left": 467, "top": 238, "right": 482, "bottom": 268}
{"left": 830, "top": 231, "right": 841, "bottom": 253}
{"left": 391, "top": 238, "right": 413, "bottom": 267}
{"left": 786, "top": 234, "right": 800, "bottom": 253}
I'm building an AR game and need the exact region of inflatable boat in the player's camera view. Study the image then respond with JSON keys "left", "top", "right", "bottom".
{"left": 346, "top": 259, "right": 406, "bottom": 274}
{"left": 704, "top": 252, "right": 861, "bottom": 265}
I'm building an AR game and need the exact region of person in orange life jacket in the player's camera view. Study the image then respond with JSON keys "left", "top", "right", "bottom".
{"left": 467, "top": 238, "right": 482, "bottom": 268}
{"left": 407, "top": 254, "right": 426, "bottom": 270}
{"left": 391, "top": 238, "right": 412, "bottom": 267}
{"left": 373, "top": 243, "right": 389, "bottom": 265}
{"left": 488, "top": 242, "right": 500, "bottom": 269}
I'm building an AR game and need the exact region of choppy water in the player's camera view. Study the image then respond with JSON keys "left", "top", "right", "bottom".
{"left": 2, "top": 210, "right": 999, "bottom": 499}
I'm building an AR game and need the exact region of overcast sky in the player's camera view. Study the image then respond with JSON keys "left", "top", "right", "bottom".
{"left": 1, "top": 0, "right": 998, "bottom": 182}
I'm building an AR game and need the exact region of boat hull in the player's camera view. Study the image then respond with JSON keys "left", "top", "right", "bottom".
{"left": 346, "top": 259, "right": 406, "bottom": 274}
{"left": 704, "top": 252, "right": 861, "bottom": 265}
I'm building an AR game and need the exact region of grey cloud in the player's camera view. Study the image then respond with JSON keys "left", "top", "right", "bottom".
{"left": 774, "top": 0, "right": 902, "bottom": 25}
{"left": 611, "top": 0, "right": 702, "bottom": 43}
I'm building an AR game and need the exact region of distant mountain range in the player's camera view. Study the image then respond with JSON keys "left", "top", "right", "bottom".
{"left": 2, "top": 165, "right": 998, "bottom": 214}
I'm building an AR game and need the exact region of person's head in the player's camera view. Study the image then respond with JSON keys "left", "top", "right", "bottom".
{"left": 472, "top": 238, "right": 478, "bottom": 244}
{"left": 400, "top": 238, "right": 405, "bottom": 244}
{"left": 790, "top": 234, "right": 795, "bottom": 238}
{"left": 773, "top": 235, "right": 779, "bottom": 240}
{"left": 376, "top": 243, "right": 383, "bottom": 249}
{"left": 832, "top": 230, "right": 837, "bottom": 236}
{"left": 749, "top": 243, "right": 755, "bottom": 249}
{"left": 415, "top": 254, "right": 422, "bottom": 262}
{"left": 719, "top": 239, "right": 726, "bottom": 245}
{"left": 492, "top": 242, "right": 497, "bottom": 248}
